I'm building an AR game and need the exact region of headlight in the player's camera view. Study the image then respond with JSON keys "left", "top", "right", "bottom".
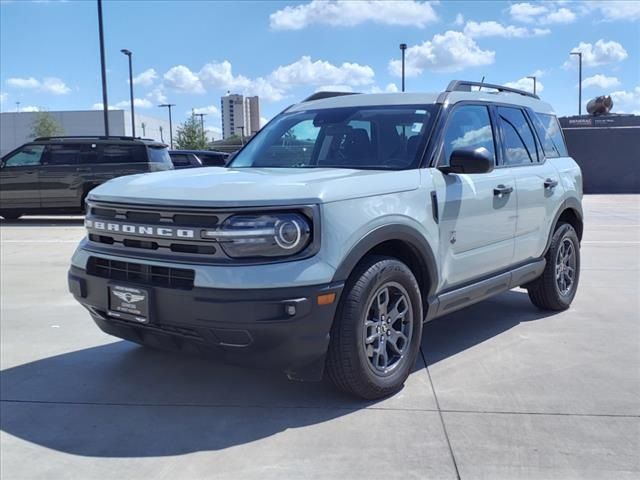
{"left": 202, "top": 213, "right": 312, "bottom": 258}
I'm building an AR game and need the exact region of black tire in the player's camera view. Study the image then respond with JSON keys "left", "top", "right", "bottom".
{"left": 527, "top": 223, "right": 580, "bottom": 311}
{"left": 326, "top": 256, "right": 423, "bottom": 399}
{"left": 0, "top": 211, "right": 22, "bottom": 220}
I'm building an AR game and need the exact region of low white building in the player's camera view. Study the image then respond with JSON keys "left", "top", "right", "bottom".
{"left": 0, "top": 110, "right": 171, "bottom": 157}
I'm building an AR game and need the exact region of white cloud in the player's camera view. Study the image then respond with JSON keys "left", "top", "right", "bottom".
{"left": 132, "top": 68, "right": 157, "bottom": 87}
{"left": 147, "top": 86, "right": 167, "bottom": 104}
{"left": 259, "top": 116, "right": 268, "bottom": 128}
{"left": 269, "top": 0, "right": 438, "bottom": 30}
{"left": 0, "top": 91, "right": 7, "bottom": 104}
{"left": 582, "top": 74, "right": 621, "bottom": 90}
{"left": 40, "top": 77, "right": 70, "bottom": 94}
{"left": 6, "top": 76, "right": 70, "bottom": 94}
{"left": 610, "top": 86, "right": 640, "bottom": 114}
{"left": 463, "top": 20, "right": 550, "bottom": 38}
{"left": 509, "top": 2, "right": 576, "bottom": 24}
{"left": 389, "top": 31, "right": 494, "bottom": 76}
{"left": 21, "top": 105, "right": 41, "bottom": 112}
{"left": 6, "top": 77, "right": 40, "bottom": 88}
{"left": 91, "top": 102, "right": 117, "bottom": 110}
{"left": 163, "top": 65, "right": 204, "bottom": 93}
{"left": 368, "top": 83, "right": 400, "bottom": 93}
{"left": 205, "top": 126, "right": 222, "bottom": 141}
{"left": 566, "top": 39, "right": 628, "bottom": 67}
{"left": 192, "top": 104, "right": 220, "bottom": 116}
{"left": 199, "top": 61, "right": 285, "bottom": 102}
{"left": 453, "top": 13, "right": 464, "bottom": 26}
{"left": 504, "top": 76, "right": 544, "bottom": 94}
{"left": 113, "top": 98, "right": 153, "bottom": 109}
{"left": 270, "top": 56, "right": 375, "bottom": 87}
{"left": 583, "top": 1, "right": 640, "bottom": 22}
{"left": 315, "top": 84, "right": 354, "bottom": 93}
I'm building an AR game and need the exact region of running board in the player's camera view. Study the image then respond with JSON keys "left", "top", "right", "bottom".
{"left": 426, "top": 260, "right": 546, "bottom": 321}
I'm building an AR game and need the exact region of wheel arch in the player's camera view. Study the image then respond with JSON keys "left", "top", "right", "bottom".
{"left": 545, "top": 197, "right": 584, "bottom": 254}
{"left": 332, "top": 224, "right": 438, "bottom": 316}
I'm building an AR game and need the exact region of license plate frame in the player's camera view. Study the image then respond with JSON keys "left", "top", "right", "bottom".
{"left": 108, "top": 284, "right": 150, "bottom": 324}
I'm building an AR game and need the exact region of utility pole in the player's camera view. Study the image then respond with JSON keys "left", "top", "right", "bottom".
{"left": 15, "top": 101, "right": 20, "bottom": 113}
{"left": 570, "top": 51, "right": 583, "bottom": 115}
{"left": 159, "top": 103, "right": 175, "bottom": 148}
{"left": 399, "top": 43, "right": 407, "bottom": 92}
{"left": 194, "top": 113, "right": 207, "bottom": 144}
{"left": 97, "top": 0, "right": 110, "bottom": 135}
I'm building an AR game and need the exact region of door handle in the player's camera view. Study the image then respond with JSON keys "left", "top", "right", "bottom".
{"left": 493, "top": 184, "right": 513, "bottom": 197}
{"left": 25, "top": 171, "right": 36, "bottom": 175}
{"left": 544, "top": 178, "right": 558, "bottom": 189}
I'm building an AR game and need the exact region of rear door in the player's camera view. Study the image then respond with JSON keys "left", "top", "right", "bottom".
{"left": 495, "top": 106, "right": 561, "bottom": 263}
{"left": 39, "top": 143, "right": 85, "bottom": 208}
{"left": 0, "top": 144, "right": 44, "bottom": 209}
{"left": 431, "top": 103, "right": 517, "bottom": 289}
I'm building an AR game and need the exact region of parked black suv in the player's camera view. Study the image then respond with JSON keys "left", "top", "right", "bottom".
{"left": 0, "top": 136, "right": 172, "bottom": 219}
{"left": 169, "top": 150, "right": 229, "bottom": 169}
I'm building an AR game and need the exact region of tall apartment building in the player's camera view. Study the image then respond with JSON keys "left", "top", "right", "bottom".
{"left": 221, "top": 94, "right": 260, "bottom": 139}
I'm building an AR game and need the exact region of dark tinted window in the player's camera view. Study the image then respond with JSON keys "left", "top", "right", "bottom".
{"left": 147, "top": 146, "right": 172, "bottom": 165}
{"left": 197, "top": 153, "right": 228, "bottom": 167}
{"left": 170, "top": 154, "right": 192, "bottom": 167}
{"left": 442, "top": 105, "right": 496, "bottom": 165}
{"left": 497, "top": 106, "right": 539, "bottom": 166}
{"left": 45, "top": 144, "right": 83, "bottom": 165}
{"left": 99, "top": 144, "right": 147, "bottom": 164}
{"left": 231, "top": 105, "right": 437, "bottom": 170}
{"left": 533, "top": 113, "right": 568, "bottom": 157}
{"left": 3, "top": 145, "right": 44, "bottom": 167}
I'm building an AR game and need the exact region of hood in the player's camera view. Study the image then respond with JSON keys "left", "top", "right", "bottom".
{"left": 88, "top": 167, "right": 419, "bottom": 207}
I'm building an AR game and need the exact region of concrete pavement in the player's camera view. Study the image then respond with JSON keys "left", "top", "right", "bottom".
{"left": 1, "top": 195, "right": 638, "bottom": 479}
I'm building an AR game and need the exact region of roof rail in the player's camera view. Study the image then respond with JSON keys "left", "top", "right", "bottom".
{"left": 34, "top": 135, "right": 143, "bottom": 142}
{"left": 302, "top": 91, "right": 360, "bottom": 103}
{"left": 445, "top": 80, "right": 539, "bottom": 100}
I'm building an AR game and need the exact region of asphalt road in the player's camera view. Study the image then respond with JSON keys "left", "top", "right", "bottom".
{"left": 1, "top": 195, "right": 638, "bottom": 480}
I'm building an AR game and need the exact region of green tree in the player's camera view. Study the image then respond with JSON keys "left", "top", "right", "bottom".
{"left": 30, "top": 111, "right": 64, "bottom": 138}
{"left": 174, "top": 115, "right": 207, "bottom": 150}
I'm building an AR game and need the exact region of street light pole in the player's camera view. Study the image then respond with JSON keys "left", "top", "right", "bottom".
{"left": 399, "top": 43, "right": 407, "bottom": 92}
{"left": 570, "top": 51, "right": 583, "bottom": 115}
{"left": 159, "top": 103, "right": 175, "bottom": 148}
{"left": 121, "top": 49, "right": 135, "bottom": 137}
{"left": 194, "top": 113, "right": 207, "bottom": 144}
{"left": 526, "top": 75, "right": 537, "bottom": 95}
{"left": 97, "top": 0, "right": 110, "bottom": 136}
{"left": 15, "top": 101, "right": 20, "bottom": 113}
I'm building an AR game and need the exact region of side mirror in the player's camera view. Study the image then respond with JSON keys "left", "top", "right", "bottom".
{"left": 439, "top": 147, "right": 494, "bottom": 174}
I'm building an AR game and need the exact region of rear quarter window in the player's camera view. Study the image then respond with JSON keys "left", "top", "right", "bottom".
{"left": 533, "top": 113, "right": 568, "bottom": 158}
{"left": 147, "top": 146, "right": 172, "bottom": 166}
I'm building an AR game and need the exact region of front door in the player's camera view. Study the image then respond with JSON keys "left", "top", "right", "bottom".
{"left": 0, "top": 144, "right": 44, "bottom": 210}
{"left": 431, "top": 104, "right": 517, "bottom": 290}
{"left": 39, "top": 143, "right": 85, "bottom": 209}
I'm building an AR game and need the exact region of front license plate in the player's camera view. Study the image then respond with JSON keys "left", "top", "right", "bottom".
{"left": 108, "top": 285, "right": 149, "bottom": 323}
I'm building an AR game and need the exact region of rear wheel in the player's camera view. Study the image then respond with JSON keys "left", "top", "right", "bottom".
{"left": 326, "top": 256, "right": 423, "bottom": 399}
{"left": 527, "top": 223, "right": 580, "bottom": 310}
{"left": 0, "top": 211, "right": 22, "bottom": 220}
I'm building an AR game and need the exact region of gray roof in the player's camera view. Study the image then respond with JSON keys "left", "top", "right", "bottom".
{"left": 289, "top": 90, "right": 556, "bottom": 115}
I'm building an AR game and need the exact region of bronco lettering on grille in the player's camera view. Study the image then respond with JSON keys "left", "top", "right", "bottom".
{"left": 85, "top": 219, "right": 196, "bottom": 239}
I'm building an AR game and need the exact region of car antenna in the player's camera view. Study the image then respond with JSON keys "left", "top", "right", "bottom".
{"left": 478, "top": 76, "right": 485, "bottom": 91}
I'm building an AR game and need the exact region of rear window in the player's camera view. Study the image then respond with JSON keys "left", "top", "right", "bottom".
{"left": 170, "top": 153, "right": 192, "bottom": 167}
{"left": 100, "top": 145, "right": 147, "bottom": 164}
{"left": 148, "top": 146, "right": 172, "bottom": 165}
{"left": 197, "top": 153, "right": 228, "bottom": 167}
{"left": 533, "top": 113, "right": 568, "bottom": 158}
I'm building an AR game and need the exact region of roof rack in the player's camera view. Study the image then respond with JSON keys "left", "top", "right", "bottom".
{"left": 34, "top": 135, "right": 146, "bottom": 142}
{"left": 302, "top": 91, "right": 360, "bottom": 103}
{"left": 445, "top": 80, "right": 539, "bottom": 100}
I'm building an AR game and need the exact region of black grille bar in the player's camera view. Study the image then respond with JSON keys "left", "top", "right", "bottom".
{"left": 87, "top": 257, "right": 195, "bottom": 290}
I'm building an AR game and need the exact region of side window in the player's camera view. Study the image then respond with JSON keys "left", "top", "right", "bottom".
{"left": 100, "top": 145, "right": 147, "bottom": 164}
{"left": 442, "top": 105, "right": 496, "bottom": 165}
{"left": 3, "top": 145, "right": 45, "bottom": 167}
{"left": 198, "top": 154, "right": 227, "bottom": 167}
{"left": 533, "top": 113, "right": 568, "bottom": 158}
{"left": 45, "top": 144, "right": 83, "bottom": 166}
{"left": 170, "top": 154, "right": 191, "bottom": 167}
{"left": 497, "top": 106, "right": 539, "bottom": 166}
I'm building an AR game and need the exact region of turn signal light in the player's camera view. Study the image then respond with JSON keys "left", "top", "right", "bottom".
{"left": 317, "top": 293, "right": 336, "bottom": 305}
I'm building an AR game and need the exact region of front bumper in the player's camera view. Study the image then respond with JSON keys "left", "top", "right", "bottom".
{"left": 68, "top": 265, "right": 343, "bottom": 381}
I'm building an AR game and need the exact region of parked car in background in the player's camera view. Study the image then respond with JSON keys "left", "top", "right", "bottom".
{"left": 0, "top": 136, "right": 172, "bottom": 220}
{"left": 169, "top": 150, "right": 230, "bottom": 169}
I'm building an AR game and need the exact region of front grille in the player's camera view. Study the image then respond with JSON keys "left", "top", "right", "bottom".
{"left": 87, "top": 256, "right": 195, "bottom": 290}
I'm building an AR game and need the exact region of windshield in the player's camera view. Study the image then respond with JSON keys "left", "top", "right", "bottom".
{"left": 230, "top": 104, "right": 438, "bottom": 170}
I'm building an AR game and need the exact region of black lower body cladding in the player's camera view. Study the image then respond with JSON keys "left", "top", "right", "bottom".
{"left": 68, "top": 265, "right": 344, "bottom": 381}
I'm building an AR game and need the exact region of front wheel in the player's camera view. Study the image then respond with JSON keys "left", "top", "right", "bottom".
{"left": 326, "top": 256, "right": 423, "bottom": 399}
{"left": 527, "top": 223, "right": 580, "bottom": 311}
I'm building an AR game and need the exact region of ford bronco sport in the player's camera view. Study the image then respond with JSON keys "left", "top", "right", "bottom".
{"left": 68, "top": 81, "right": 583, "bottom": 399}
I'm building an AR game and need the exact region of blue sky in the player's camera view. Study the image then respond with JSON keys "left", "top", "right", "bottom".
{"left": 1, "top": 0, "right": 638, "bottom": 139}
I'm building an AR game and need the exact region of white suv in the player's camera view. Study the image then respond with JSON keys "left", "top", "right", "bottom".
{"left": 69, "top": 80, "right": 583, "bottom": 399}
